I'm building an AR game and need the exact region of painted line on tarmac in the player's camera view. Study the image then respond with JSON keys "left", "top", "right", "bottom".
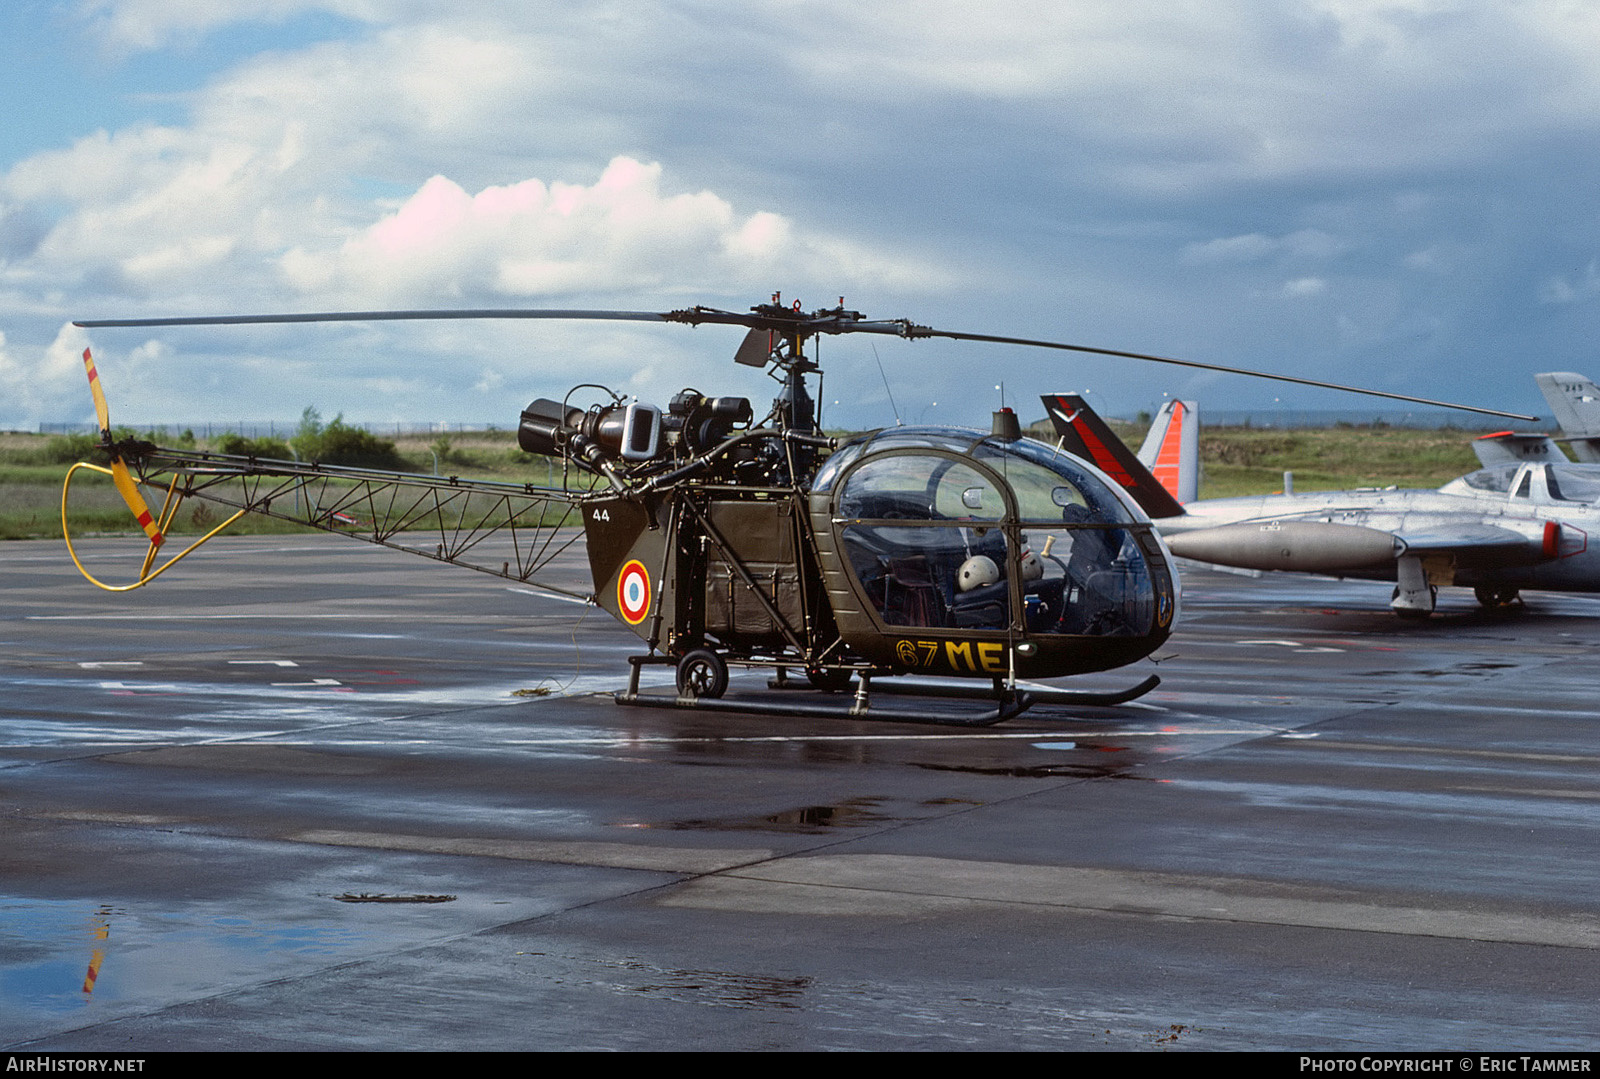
{"left": 291, "top": 829, "right": 773, "bottom": 875}
{"left": 489, "top": 725, "right": 1281, "bottom": 747}
{"left": 1305, "top": 739, "right": 1600, "bottom": 765}
{"left": 278, "top": 832, "right": 1600, "bottom": 950}
{"left": 663, "top": 854, "right": 1600, "bottom": 948}
{"left": 1453, "top": 784, "right": 1600, "bottom": 800}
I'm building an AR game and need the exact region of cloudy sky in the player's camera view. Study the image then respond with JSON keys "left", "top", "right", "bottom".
{"left": 3, "top": 0, "right": 1598, "bottom": 431}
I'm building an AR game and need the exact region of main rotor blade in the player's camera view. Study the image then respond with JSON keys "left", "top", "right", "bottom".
{"left": 904, "top": 326, "right": 1539, "bottom": 421}
{"left": 73, "top": 309, "right": 674, "bottom": 329}
{"left": 71, "top": 304, "right": 1538, "bottom": 421}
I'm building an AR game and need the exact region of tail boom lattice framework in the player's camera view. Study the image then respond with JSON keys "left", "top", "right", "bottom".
{"left": 63, "top": 448, "right": 591, "bottom": 599}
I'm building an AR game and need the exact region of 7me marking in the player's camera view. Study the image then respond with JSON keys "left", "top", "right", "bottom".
{"left": 897, "top": 638, "right": 1007, "bottom": 673}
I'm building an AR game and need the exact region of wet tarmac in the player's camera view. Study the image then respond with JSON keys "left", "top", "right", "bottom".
{"left": 3, "top": 535, "right": 1600, "bottom": 1050}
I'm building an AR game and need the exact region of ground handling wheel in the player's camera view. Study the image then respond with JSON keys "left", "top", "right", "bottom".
{"left": 676, "top": 648, "right": 729, "bottom": 700}
{"left": 1474, "top": 585, "right": 1520, "bottom": 608}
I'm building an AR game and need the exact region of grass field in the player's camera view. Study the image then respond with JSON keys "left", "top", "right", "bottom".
{"left": 3, "top": 421, "right": 1495, "bottom": 542}
{"left": 1138, "top": 422, "right": 1484, "bottom": 499}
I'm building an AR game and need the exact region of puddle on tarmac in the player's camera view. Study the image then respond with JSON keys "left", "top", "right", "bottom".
{"left": 0, "top": 892, "right": 458, "bottom": 1023}
{"left": 914, "top": 760, "right": 1146, "bottom": 779}
{"left": 623, "top": 967, "right": 810, "bottom": 1009}
{"left": 646, "top": 797, "right": 892, "bottom": 833}
{"left": 518, "top": 952, "right": 813, "bottom": 1010}
{"left": 1356, "top": 662, "right": 1518, "bottom": 679}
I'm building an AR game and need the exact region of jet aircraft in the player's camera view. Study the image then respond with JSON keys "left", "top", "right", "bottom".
{"left": 1043, "top": 377, "right": 1600, "bottom": 617}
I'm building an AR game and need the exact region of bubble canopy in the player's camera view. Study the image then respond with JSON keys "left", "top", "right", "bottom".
{"left": 810, "top": 426, "right": 1178, "bottom": 677}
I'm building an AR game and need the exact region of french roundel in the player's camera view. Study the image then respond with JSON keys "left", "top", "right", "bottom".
{"left": 617, "top": 560, "right": 651, "bottom": 624}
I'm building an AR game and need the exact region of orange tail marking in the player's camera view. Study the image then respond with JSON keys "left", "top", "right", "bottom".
{"left": 1150, "top": 401, "right": 1187, "bottom": 498}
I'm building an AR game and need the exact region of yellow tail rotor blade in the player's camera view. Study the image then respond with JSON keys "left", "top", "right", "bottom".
{"left": 81, "top": 347, "right": 162, "bottom": 546}
{"left": 109, "top": 458, "right": 164, "bottom": 547}
{"left": 82, "top": 348, "right": 110, "bottom": 433}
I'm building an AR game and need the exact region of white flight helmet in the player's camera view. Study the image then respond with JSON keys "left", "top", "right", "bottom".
{"left": 957, "top": 554, "right": 1000, "bottom": 592}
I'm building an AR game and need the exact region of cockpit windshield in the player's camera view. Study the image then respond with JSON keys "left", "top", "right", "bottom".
{"left": 820, "top": 429, "right": 1163, "bottom": 638}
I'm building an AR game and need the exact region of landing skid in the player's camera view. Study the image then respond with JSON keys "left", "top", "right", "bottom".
{"left": 872, "top": 673, "right": 1161, "bottom": 709}
{"left": 614, "top": 690, "right": 1029, "bottom": 726}
{"left": 613, "top": 655, "right": 1159, "bottom": 726}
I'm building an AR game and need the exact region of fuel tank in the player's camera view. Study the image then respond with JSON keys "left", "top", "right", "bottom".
{"left": 1164, "top": 520, "right": 1401, "bottom": 572}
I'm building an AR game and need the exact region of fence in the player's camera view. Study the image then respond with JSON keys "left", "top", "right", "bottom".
{"left": 34, "top": 409, "right": 1544, "bottom": 438}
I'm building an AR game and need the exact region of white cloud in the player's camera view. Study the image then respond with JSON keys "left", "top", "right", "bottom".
{"left": 278, "top": 158, "right": 817, "bottom": 302}
{"left": 0, "top": 38, "right": 942, "bottom": 346}
{"left": 760, "top": 1, "right": 1600, "bottom": 198}
{"left": 3, "top": 1, "right": 1594, "bottom": 426}
{"left": 1282, "top": 276, "right": 1328, "bottom": 297}
{"left": 78, "top": 0, "right": 387, "bottom": 53}
{"left": 1182, "top": 230, "right": 1346, "bottom": 265}
{"left": 272, "top": 155, "right": 944, "bottom": 306}
{"left": 1540, "top": 261, "right": 1600, "bottom": 305}
{"left": 0, "top": 323, "right": 96, "bottom": 428}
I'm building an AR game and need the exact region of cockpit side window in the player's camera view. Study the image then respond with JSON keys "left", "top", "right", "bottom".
{"left": 838, "top": 454, "right": 1004, "bottom": 522}
{"left": 841, "top": 524, "right": 1012, "bottom": 629}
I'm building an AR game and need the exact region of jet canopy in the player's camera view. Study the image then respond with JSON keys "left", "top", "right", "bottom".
{"left": 1445, "top": 462, "right": 1600, "bottom": 505}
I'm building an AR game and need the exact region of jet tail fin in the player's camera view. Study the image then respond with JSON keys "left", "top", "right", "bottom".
{"left": 1135, "top": 399, "right": 1200, "bottom": 505}
{"left": 1040, "top": 394, "right": 1186, "bottom": 518}
{"left": 1471, "top": 431, "right": 1564, "bottom": 467}
{"left": 1535, "top": 372, "right": 1600, "bottom": 463}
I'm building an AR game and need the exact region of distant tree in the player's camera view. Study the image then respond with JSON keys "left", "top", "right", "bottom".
{"left": 216, "top": 433, "right": 292, "bottom": 459}
{"left": 290, "top": 406, "right": 404, "bottom": 469}
{"left": 290, "top": 406, "right": 324, "bottom": 460}
{"left": 316, "top": 417, "right": 405, "bottom": 469}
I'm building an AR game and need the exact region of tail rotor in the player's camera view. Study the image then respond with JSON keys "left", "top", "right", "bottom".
{"left": 80, "top": 348, "right": 164, "bottom": 549}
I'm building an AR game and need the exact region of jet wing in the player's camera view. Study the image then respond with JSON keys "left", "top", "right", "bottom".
{"left": 1396, "top": 524, "right": 1531, "bottom": 551}
{"left": 1393, "top": 521, "right": 1560, "bottom": 561}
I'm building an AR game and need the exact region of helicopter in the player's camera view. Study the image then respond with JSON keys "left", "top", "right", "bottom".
{"left": 63, "top": 296, "right": 1536, "bottom": 724}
